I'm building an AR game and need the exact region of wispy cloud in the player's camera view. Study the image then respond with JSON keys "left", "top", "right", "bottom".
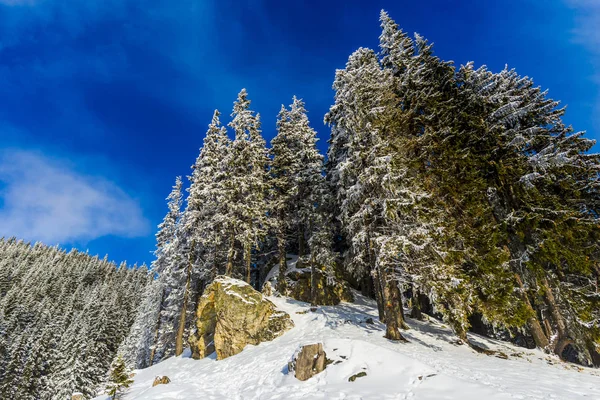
{"left": 565, "top": 0, "right": 600, "bottom": 132}
{"left": 0, "top": 150, "right": 150, "bottom": 245}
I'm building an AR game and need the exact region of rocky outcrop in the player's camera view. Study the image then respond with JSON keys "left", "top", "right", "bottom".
{"left": 288, "top": 343, "right": 327, "bottom": 381}
{"left": 286, "top": 267, "right": 353, "bottom": 306}
{"left": 152, "top": 376, "right": 171, "bottom": 387}
{"left": 188, "top": 276, "right": 294, "bottom": 360}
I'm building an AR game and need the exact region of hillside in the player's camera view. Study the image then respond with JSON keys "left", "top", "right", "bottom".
{"left": 0, "top": 238, "right": 150, "bottom": 399}
{"left": 94, "top": 293, "right": 600, "bottom": 400}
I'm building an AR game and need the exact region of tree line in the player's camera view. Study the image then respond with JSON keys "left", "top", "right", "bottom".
{"left": 0, "top": 238, "right": 149, "bottom": 399}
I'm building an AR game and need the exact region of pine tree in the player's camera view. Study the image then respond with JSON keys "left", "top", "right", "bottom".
{"left": 272, "top": 97, "right": 336, "bottom": 302}
{"left": 151, "top": 177, "right": 184, "bottom": 362}
{"left": 225, "top": 89, "right": 270, "bottom": 283}
{"left": 325, "top": 47, "right": 412, "bottom": 339}
{"left": 105, "top": 354, "right": 134, "bottom": 400}
{"left": 186, "top": 110, "right": 232, "bottom": 281}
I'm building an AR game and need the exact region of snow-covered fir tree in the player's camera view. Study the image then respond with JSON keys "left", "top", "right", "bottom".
{"left": 225, "top": 89, "right": 270, "bottom": 283}
{"left": 271, "top": 97, "right": 336, "bottom": 303}
{"left": 147, "top": 177, "right": 188, "bottom": 362}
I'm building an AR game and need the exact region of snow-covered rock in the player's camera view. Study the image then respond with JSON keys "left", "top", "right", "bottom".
{"left": 188, "top": 276, "right": 294, "bottom": 360}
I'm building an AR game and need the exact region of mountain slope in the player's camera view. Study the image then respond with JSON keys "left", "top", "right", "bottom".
{"left": 96, "top": 294, "right": 600, "bottom": 400}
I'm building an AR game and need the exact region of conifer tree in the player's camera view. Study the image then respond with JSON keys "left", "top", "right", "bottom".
{"left": 152, "top": 177, "right": 185, "bottom": 362}
{"left": 272, "top": 97, "right": 336, "bottom": 301}
{"left": 325, "top": 47, "right": 412, "bottom": 340}
{"left": 225, "top": 89, "right": 270, "bottom": 283}
{"left": 105, "top": 354, "right": 134, "bottom": 400}
{"left": 186, "top": 110, "right": 232, "bottom": 280}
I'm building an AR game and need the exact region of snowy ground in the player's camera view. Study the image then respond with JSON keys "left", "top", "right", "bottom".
{"left": 95, "top": 293, "right": 600, "bottom": 400}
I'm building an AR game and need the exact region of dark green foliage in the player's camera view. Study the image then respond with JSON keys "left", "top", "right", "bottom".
{"left": 325, "top": 10, "right": 599, "bottom": 364}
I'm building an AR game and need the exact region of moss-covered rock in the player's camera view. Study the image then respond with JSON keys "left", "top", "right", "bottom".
{"left": 286, "top": 266, "right": 353, "bottom": 306}
{"left": 188, "top": 276, "right": 294, "bottom": 360}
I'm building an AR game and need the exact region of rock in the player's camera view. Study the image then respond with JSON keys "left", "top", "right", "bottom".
{"left": 348, "top": 371, "right": 367, "bottom": 382}
{"left": 289, "top": 343, "right": 327, "bottom": 381}
{"left": 188, "top": 276, "right": 294, "bottom": 360}
{"left": 285, "top": 266, "right": 353, "bottom": 306}
{"left": 71, "top": 393, "right": 84, "bottom": 400}
{"left": 262, "top": 281, "right": 273, "bottom": 296}
{"left": 365, "top": 317, "right": 375, "bottom": 325}
{"left": 152, "top": 376, "right": 171, "bottom": 387}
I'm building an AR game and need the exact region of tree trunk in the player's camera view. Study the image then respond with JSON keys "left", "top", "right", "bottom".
{"left": 277, "top": 216, "right": 287, "bottom": 293}
{"left": 225, "top": 229, "right": 235, "bottom": 277}
{"left": 541, "top": 278, "right": 569, "bottom": 355}
{"left": 543, "top": 318, "right": 553, "bottom": 340}
{"left": 210, "top": 245, "right": 218, "bottom": 281}
{"left": 372, "top": 269, "right": 385, "bottom": 323}
{"left": 361, "top": 273, "right": 374, "bottom": 298}
{"left": 175, "top": 241, "right": 195, "bottom": 357}
{"left": 298, "top": 224, "right": 306, "bottom": 257}
{"left": 245, "top": 244, "right": 252, "bottom": 285}
{"left": 514, "top": 273, "right": 550, "bottom": 349}
{"left": 382, "top": 274, "right": 407, "bottom": 341}
{"left": 409, "top": 288, "right": 423, "bottom": 320}
{"left": 368, "top": 236, "right": 385, "bottom": 322}
{"left": 149, "top": 287, "right": 165, "bottom": 366}
{"left": 310, "top": 255, "right": 317, "bottom": 307}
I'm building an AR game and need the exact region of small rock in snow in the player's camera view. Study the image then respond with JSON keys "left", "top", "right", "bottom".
{"left": 152, "top": 376, "right": 171, "bottom": 387}
{"left": 348, "top": 371, "right": 367, "bottom": 382}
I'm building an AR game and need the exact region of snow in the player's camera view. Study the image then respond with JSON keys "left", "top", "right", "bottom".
{"left": 263, "top": 254, "right": 306, "bottom": 284}
{"left": 223, "top": 289, "right": 259, "bottom": 305}
{"left": 94, "top": 293, "right": 600, "bottom": 400}
{"left": 215, "top": 276, "right": 251, "bottom": 288}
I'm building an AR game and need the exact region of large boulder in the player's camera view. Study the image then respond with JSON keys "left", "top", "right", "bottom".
{"left": 188, "top": 276, "right": 294, "bottom": 360}
{"left": 286, "top": 266, "right": 353, "bottom": 306}
{"left": 288, "top": 343, "right": 327, "bottom": 381}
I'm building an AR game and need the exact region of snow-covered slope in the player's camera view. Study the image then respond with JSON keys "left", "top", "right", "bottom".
{"left": 96, "top": 294, "right": 600, "bottom": 400}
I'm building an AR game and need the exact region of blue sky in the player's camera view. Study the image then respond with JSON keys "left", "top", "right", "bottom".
{"left": 0, "top": 0, "right": 598, "bottom": 266}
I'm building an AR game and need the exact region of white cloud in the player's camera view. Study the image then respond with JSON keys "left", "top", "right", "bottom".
{"left": 567, "top": 0, "right": 600, "bottom": 49}
{"left": 0, "top": 150, "right": 150, "bottom": 245}
{"left": 565, "top": 0, "right": 600, "bottom": 133}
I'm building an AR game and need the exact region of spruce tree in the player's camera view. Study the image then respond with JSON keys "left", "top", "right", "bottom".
{"left": 225, "top": 89, "right": 270, "bottom": 283}
{"left": 105, "top": 354, "right": 134, "bottom": 400}
{"left": 272, "top": 97, "right": 336, "bottom": 302}
{"left": 325, "top": 47, "right": 412, "bottom": 339}
{"left": 151, "top": 177, "right": 184, "bottom": 362}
